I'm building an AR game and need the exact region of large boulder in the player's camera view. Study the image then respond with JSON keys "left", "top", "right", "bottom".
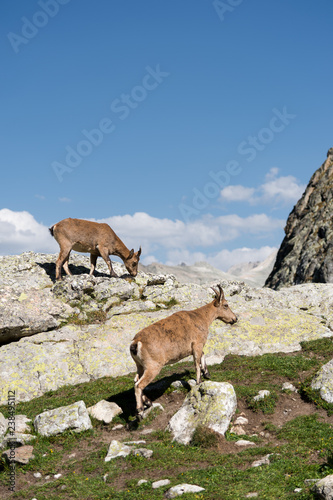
{"left": 167, "top": 381, "right": 237, "bottom": 444}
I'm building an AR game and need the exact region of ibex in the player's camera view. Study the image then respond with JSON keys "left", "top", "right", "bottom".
{"left": 130, "top": 285, "right": 237, "bottom": 417}
{"left": 49, "top": 218, "right": 141, "bottom": 281}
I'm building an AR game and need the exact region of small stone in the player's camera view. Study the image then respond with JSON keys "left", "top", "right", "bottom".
{"left": 253, "top": 390, "right": 270, "bottom": 401}
{"left": 87, "top": 400, "right": 123, "bottom": 424}
{"left": 230, "top": 425, "right": 246, "bottom": 435}
{"left": 132, "top": 448, "right": 153, "bottom": 459}
{"left": 235, "top": 440, "right": 256, "bottom": 447}
{"left": 33, "top": 472, "right": 42, "bottom": 478}
{"left": 234, "top": 416, "right": 248, "bottom": 426}
{"left": 165, "top": 484, "right": 205, "bottom": 498}
{"left": 103, "top": 473, "right": 108, "bottom": 483}
{"left": 152, "top": 479, "right": 171, "bottom": 489}
{"left": 105, "top": 440, "right": 131, "bottom": 462}
{"left": 15, "top": 415, "right": 32, "bottom": 433}
{"left": 282, "top": 382, "right": 298, "bottom": 393}
{"left": 54, "top": 473, "right": 62, "bottom": 479}
{"left": 251, "top": 454, "right": 272, "bottom": 467}
{"left": 138, "top": 479, "right": 148, "bottom": 485}
{"left": 245, "top": 494, "right": 258, "bottom": 498}
{"left": 294, "top": 488, "right": 302, "bottom": 493}
{"left": 112, "top": 424, "right": 124, "bottom": 430}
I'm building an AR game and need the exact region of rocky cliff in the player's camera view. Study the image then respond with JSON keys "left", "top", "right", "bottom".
{"left": 265, "top": 148, "right": 333, "bottom": 289}
{"left": 1, "top": 251, "right": 333, "bottom": 406}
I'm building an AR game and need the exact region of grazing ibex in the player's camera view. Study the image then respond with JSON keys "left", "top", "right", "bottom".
{"left": 130, "top": 285, "right": 237, "bottom": 417}
{"left": 49, "top": 218, "right": 141, "bottom": 281}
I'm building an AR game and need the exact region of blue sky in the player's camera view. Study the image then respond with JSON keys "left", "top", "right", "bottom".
{"left": 0, "top": 0, "right": 332, "bottom": 270}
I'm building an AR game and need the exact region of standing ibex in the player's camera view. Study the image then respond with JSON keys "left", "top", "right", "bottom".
{"left": 130, "top": 285, "right": 237, "bottom": 417}
{"left": 49, "top": 218, "right": 141, "bottom": 280}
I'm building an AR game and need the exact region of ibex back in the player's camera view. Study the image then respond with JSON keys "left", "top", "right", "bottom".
{"left": 49, "top": 218, "right": 141, "bottom": 280}
{"left": 130, "top": 285, "right": 237, "bottom": 418}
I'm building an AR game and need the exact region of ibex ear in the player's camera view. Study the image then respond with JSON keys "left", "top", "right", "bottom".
{"left": 128, "top": 249, "right": 134, "bottom": 259}
{"left": 137, "top": 246, "right": 142, "bottom": 257}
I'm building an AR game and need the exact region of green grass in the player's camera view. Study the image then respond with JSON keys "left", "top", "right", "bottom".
{"left": 1, "top": 338, "right": 333, "bottom": 499}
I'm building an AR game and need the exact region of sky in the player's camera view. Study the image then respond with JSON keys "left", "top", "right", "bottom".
{"left": 1, "top": 0, "right": 332, "bottom": 271}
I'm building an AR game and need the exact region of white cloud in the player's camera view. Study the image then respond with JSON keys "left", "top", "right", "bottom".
{"left": 220, "top": 168, "right": 306, "bottom": 206}
{"left": 208, "top": 245, "right": 277, "bottom": 271}
{"left": 259, "top": 168, "right": 306, "bottom": 204}
{"left": 220, "top": 185, "right": 256, "bottom": 203}
{"left": 97, "top": 212, "right": 284, "bottom": 254}
{"left": 0, "top": 209, "right": 57, "bottom": 255}
{"left": 59, "top": 197, "right": 71, "bottom": 203}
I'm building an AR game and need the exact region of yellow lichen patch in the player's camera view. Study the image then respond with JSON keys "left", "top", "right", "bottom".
{"left": 205, "top": 309, "right": 329, "bottom": 357}
{"left": 18, "top": 292, "right": 28, "bottom": 302}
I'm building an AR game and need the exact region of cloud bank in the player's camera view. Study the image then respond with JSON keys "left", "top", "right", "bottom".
{"left": 0, "top": 209, "right": 281, "bottom": 271}
{"left": 0, "top": 208, "right": 57, "bottom": 255}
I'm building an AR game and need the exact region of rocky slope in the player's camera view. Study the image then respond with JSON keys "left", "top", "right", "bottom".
{"left": 265, "top": 148, "right": 333, "bottom": 289}
{"left": 1, "top": 251, "right": 333, "bottom": 406}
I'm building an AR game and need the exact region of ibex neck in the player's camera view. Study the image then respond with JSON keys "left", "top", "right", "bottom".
{"left": 113, "top": 236, "right": 130, "bottom": 259}
{"left": 193, "top": 302, "right": 217, "bottom": 328}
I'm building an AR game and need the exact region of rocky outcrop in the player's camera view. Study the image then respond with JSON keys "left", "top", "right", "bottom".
{"left": 266, "top": 148, "right": 333, "bottom": 289}
{"left": 0, "top": 251, "right": 333, "bottom": 405}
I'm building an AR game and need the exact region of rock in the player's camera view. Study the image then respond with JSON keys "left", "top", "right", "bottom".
{"left": 138, "top": 479, "right": 148, "bottom": 485}
{"left": 33, "top": 472, "right": 42, "bottom": 478}
{"left": 105, "top": 440, "right": 132, "bottom": 461}
{"left": 112, "top": 424, "right": 124, "bottom": 430}
{"left": 87, "top": 400, "right": 122, "bottom": 423}
{"left": 230, "top": 425, "right": 246, "bottom": 436}
{"left": 14, "top": 415, "right": 32, "bottom": 433}
{"left": 251, "top": 454, "right": 272, "bottom": 467}
{"left": 2, "top": 445, "right": 34, "bottom": 464}
{"left": 0, "top": 285, "right": 72, "bottom": 344}
{"left": 167, "top": 381, "right": 237, "bottom": 445}
{"left": 152, "top": 479, "right": 171, "bottom": 489}
{"left": 311, "top": 360, "right": 333, "bottom": 403}
{"left": 34, "top": 400, "right": 92, "bottom": 437}
{"left": 1, "top": 432, "right": 36, "bottom": 449}
{"left": 253, "top": 390, "right": 270, "bottom": 401}
{"left": 234, "top": 416, "right": 249, "bottom": 425}
{"left": 312, "top": 474, "right": 333, "bottom": 499}
{"left": 0, "top": 413, "right": 7, "bottom": 440}
{"left": 282, "top": 382, "right": 298, "bottom": 393}
{"left": 235, "top": 440, "right": 256, "bottom": 447}
{"left": 266, "top": 149, "right": 333, "bottom": 289}
{"left": 164, "top": 484, "right": 205, "bottom": 498}
{"left": 131, "top": 448, "right": 153, "bottom": 458}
